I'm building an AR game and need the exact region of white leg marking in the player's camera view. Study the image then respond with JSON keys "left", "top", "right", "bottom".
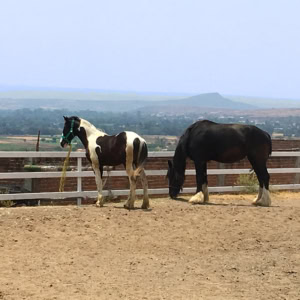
{"left": 94, "top": 166, "right": 104, "bottom": 207}
{"left": 189, "top": 184, "right": 209, "bottom": 204}
{"left": 252, "top": 187, "right": 263, "bottom": 205}
{"left": 124, "top": 173, "right": 136, "bottom": 209}
{"left": 255, "top": 187, "right": 271, "bottom": 207}
{"left": 202, "top": 183, "right": 209, "bottom": 203}
{"left": 189, "top": 192, "right": 204, "bottom": 204}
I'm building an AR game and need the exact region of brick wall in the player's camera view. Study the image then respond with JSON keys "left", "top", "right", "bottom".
{"left": 1, "top": 139, "right": 300, "bottom": 204}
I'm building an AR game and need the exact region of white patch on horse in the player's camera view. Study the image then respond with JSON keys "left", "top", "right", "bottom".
{"left": 189, "top": 184, "right": 209, "bottom": 204}
{"left": 253, "top": 187, "right": 263, "bottom": 204}
{"left": 189, "top": 192, "right": 203, "bottom": 204}
{"left": 125, "top": 131, "right": 146, "bottom": 177}
{"left": 79, "top": 119, "right": 106, "bottom": 163}
{"left": 123, "top": 131, "right": 148, "bottom": 209}
{"left": 96, "top": 145, "right": 102, "bottom": 153}
{"left": 253, "top": 187, "right": 271, "bottom": 207}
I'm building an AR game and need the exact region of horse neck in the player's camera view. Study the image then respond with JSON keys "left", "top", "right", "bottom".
{"left": 173, "top": 142, "right": 187, "bottom": 175}
{"left": 77, "top": 119, "right": 106, "bottom": 149}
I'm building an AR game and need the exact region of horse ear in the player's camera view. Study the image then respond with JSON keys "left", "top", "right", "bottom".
{"left": 63, "top": 116, "right": 68, "bottom": 122}
{"left": 168, "top": 160, "right": 173, "bottom": 169}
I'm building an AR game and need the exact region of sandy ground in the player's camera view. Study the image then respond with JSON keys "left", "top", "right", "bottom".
{"left": 0, "top": 191, "right": 300, "bottom": 300}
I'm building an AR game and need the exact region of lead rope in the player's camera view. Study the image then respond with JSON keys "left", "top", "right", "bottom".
{"left": 59, "top": 144, "right": 72, "bottom": 192}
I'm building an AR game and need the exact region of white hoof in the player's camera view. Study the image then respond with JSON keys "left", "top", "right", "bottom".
{"left": 252, "top": 187, "right": 263, "bottom": 205}
{"left": 96, "top": 195, "right": 104, "bottom": 207}
{"left": 253, "top": 188, "right": 271, "bottom": 207}
{"left": 252, "top": 197, "right": 260, "bottom": 205}
{"left": 141, "top": 198, "right": 150, "bottom": 209}
{"left": 189, "top": 192, "right": 204, "bottom": 204}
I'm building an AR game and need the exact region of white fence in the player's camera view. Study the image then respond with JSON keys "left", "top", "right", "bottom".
{"left": 1, "top": 151, "right": 300, "bottom": 205}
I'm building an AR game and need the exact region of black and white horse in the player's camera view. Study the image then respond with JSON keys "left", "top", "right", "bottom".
{"left": 60, "top": 116, "right": 149, "bottom": 209}
{"left": 167, "top": 120, "right": 272, "bottom": 206}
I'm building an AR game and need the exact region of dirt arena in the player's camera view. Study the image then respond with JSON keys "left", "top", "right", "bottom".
{"left": 1, "top": 192, "right": 300, "bottom": 300}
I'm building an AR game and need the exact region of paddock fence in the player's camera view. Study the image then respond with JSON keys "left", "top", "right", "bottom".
{"left": 0, "top": 151, "right": 300, "bottom": 205}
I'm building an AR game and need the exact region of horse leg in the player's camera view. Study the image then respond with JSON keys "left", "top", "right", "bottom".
{"left": 94, "top": 165, "right": 104, "bottom": 207}
{"left": 124, "top": 167, "right": 137, "bottom": 209}
{"left": 140, "top": 168, "right": 150, "bottom": 209}
{"left": 189, "top": 162, "right": 209, "bottom": 204}
{"left": 254, "top": 166, "right": 271, "bottom": 207}
{"left": 248, "top": 157, "right": 271, "bottom": 207}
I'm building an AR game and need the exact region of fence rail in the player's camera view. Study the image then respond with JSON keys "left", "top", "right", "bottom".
{"left": 1, "top": 151, "right": 300, "bottom": 204}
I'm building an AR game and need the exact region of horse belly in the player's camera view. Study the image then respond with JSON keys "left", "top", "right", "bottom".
{"left": 215, "top": 147, "right": 246, "bottom": 163}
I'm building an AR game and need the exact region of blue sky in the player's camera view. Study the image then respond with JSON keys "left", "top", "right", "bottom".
{"left": 0, "top": 0, "right": 299, "bottom": 98}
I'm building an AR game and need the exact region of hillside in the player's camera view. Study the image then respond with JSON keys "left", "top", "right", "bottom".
{"left": 1, "top": 87, "right": 300, "bottom": 111}
{"left": 147, "top": 92, "right": 256, "bottom": 112}
{"left": 0, "top": 92, "right": 255, "bottom": 112}
{"left": 227, "top": 95, "right": 300, "bottom": 108}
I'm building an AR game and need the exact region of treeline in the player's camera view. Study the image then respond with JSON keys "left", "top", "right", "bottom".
{"left": 0, "top": 108, "right": 193, "bottom": 136}
{"left": 0, "top": 108, "right": 299, "bottom": 137}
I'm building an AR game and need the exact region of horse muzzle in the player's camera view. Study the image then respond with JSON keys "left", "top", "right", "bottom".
{"left": 60, "top": 138, "right": 68, "bottom": 148}
{"left": 169, "top": 189, "right": 180, "bottom": 199}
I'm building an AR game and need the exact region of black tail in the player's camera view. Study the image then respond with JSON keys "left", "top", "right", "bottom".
{"left": 266, "top": 132, "right": 272, "bottom": 157}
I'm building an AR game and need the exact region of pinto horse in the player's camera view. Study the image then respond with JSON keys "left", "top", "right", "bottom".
{"left": 167, "top": 120, "right": 272, "bottom": 207}
{"left": 60, "top": 116, "right": 149, "bottom": 209}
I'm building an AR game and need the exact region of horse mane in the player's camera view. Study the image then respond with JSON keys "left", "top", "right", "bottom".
{"left": 80, "top": 118, "right": 107, "bottom": 136}
{"left": 173, "top": 127, "right": 191, "bottom": 176}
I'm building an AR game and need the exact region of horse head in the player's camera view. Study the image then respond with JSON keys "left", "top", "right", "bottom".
{"left": 60, "top": 116, "right": 80, "bottom": 148}
{"left": 167, "top": 160, "right": 184, "bottom": 199}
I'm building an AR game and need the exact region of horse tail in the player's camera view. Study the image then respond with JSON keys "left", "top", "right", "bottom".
{"left": 133, "top": 137, "right": 148, "bottom": 177}
{"left": 266, "top": 131, "right": 272, "bottom": 157}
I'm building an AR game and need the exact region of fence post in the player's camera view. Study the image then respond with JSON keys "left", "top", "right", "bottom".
{"left": 77, "top": 157, "right": 82, "bottom": 206}
{"left": 217, "top": 163, "right": 225, "bottom": 186}
{"left": 294, "top": 156, "right": 300, "bottom": 184}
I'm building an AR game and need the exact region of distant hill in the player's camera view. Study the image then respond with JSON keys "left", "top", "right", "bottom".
{"left": 164, "top": 93, "right": 256, "bottom": 110}
{"left": 0, "top": 92, "right": 256, "bottom": 113}
{"left": 227, "top": 95, "right": 300, "bottom": 108}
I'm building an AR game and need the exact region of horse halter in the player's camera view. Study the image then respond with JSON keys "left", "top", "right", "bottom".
{"left": 61, "top": 119, "right": 75, "bottom": 144}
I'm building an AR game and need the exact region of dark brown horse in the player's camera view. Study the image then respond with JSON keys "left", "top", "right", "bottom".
{"left": 167, "top": 120, "right": 272, "bottom": 206}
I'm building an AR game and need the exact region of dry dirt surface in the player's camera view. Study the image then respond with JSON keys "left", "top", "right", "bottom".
{"left": 1, "top": 192, "right": 300, "bottom": 300}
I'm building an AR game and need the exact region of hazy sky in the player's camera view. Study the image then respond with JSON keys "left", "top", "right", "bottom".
{"left": 1, "top": 0, "right": 299, "bottom": 98}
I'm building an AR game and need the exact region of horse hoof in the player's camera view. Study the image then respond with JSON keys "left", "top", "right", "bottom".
{"left": 141, "top": 204, "right": 150, "bottom": 209}
{"left": 252, "top": 198, "right": 271, "bottom": 207}
{"left": 255, "top": 200, "right": 270, "bottom": 207}
{"left": 189, "top": 193, "right": 203, "bottom": 204}
{"left": 124, "top": 204, "right": 134, "bottom": 210}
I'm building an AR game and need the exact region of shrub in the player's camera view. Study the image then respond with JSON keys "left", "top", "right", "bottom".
{"left": 236, "top": 172, "right": 259, "bottom": 194}
{"left": 0, "top": 188, "right": 14, "bottom": 207}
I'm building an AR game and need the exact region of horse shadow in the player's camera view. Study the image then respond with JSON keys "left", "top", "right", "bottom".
{"left": 171, "top": 196, "right": 277, "bottom": 208}
{"left": 113, "top": 205, "right": 153, "bottom": 212}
